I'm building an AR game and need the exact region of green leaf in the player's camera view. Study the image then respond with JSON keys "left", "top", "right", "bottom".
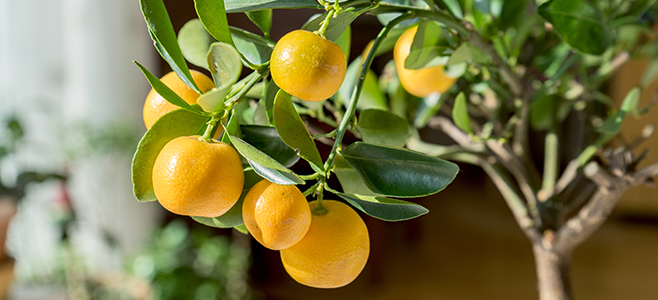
{"left": 405, "top": 20, "right": 452, "bottom": 70}
{"left": 225, "top": 0, "right": 319, "bottom": 13}
{"left": 530, "top": 95, "right": 571, "bottom": 130}
{"left": 338, "top": 193, "right": 429, "bottom": 221}
{"left": 240, "top": 125, "right": 300, "bottom": 167}
{"left": 194, "top": 0, "right": 235, "bottom": 46}
{"left": 191, "top": 169, "right": 262, "bottom": 228}
{"left": 178, "top": 19, "right": 215, "bottom": 69}
{"left": 230, "top": 26, "right": 275, "bottom": 67}
{"left": 538, "top": 0, "right": 611, "bottom": 55}
{"left": 499, "top": 0, "right": 528, "bottom": 29}
{"left": 641, "top": 58, "right": 658, "bottom": 89}
{"left": 414, "top": 93, "right": 446, "bottom": 128}
{"left": 226, "top": 134, "right": 304, "bottom": 185}
{"left": 264, "top": 78, "right": 279, "bottom": 122}
{"left": 201, "top": 42, "right": 242, "bottom": 112}
{"left": 221, "top": 113, "right": 240, "bottom": 144}
{"left": 334, "top": 155, "right": 380, "bottom": 196}
{"left": 134, "top": 61, "right": 208, "bottom": 116}
{"left": 446, "top": 42, "right": 491, "bottom": 66}
{"left": 597, "top": 87, "right": 641, "bottom": 134}
{"left": 132, "top": 109, "right": 209, "bottom": 202}
{"left": 246, "top": 9, "right": 273, "bottom": 38}
{"left": 141, "top": 0, "right": 201, "bottom": 93}
{"left": 302, "top": 9, "right": 366, "bottom": 41}
{"left": 334, "top": 25, "right": 351, "bottom": 60}
{"left": 430, "top": 0, "right": 463, "bottom": 19}
{"left": 357, "top": 109, "right": 410, "bottom": 147}
{"left": 273, "top": 90, "right": 324, "bottom": 172}
{"left": 233, "top": 224, "right": 249, "bottom": 234}
{"left": 452, "top": 92, "right": 472, "bottom": 134}
{"left": 338, "top": 60, "right": 388, "bottom": 111}
{"left": 342, "top": 142, "right": 460, "bottom": 198}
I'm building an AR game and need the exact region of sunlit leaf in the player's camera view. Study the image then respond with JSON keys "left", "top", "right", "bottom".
{"left": 178, "top": 19, "right": 215, "bottom": 69}
{"left": 141, "top": 0, "right": 201, "bottom": 93}
{"left": 132, "top": 109, "right": 209, "bottom": 201}
{"left": 194, "top": 0, "right": 234, "bottom": 46}
{"left": 452, "top": 92, "right": 472, "bottom": 134}
{"left": 225, "top": 0, "right": 319, "bottom": 13}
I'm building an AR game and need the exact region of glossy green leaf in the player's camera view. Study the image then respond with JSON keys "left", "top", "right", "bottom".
{"left": 246, "top": 9, "right": 273, "bottom": 38}
{"left": 334, "top": 155, "right": 380, "bottom": 196}
{"left": 194, "top": 0, "right": 234, "bottom": 46}
{"left": 134, "top": 61, "right": 208, "bottom": 116}
{"left": 538, "top": 0, "right": 611, "bottom": 55}
{"left": 452, "top": 92, "right": 472, "bottom": 134}
{"left": 240, "top": 125, "right": 300, "bottom": 167}
{"left": 132, "top": 109, "right": 209, "bottom": 202}
{"left": 342, "top": 142, "right": 460, "bottom": 198}
{"left": 201, "top": 42, "right": 242, "bottom": 112}
{"left": 230, "top": 27, "right": 275, "bottom": 67}
{"left": 405, "top": 20, "right": 451, "bottom": 70}
{"left": 597, "top": 87, "right": 641, "bottom": 134}
{"left": 225, "top": 0, "right": 319, "bottom": 13}
{"left": 226, "top": 134, "right": 303, "bottom": 185}
{"left": 302, "top": 8, "right": 365, "bottom": 41}
{"left": 338, "top": 193, "right": 429, "bottom": 221}
{"left": 192, "top": 169, "right": 261, "bottom": 228}
{"left": 273, "top": 90, "right": 324, "bottom": 171}
{"left": 141, "top": 0, "right": 201, "bottom": 93}
{"left": 357, "top": 109, "right": 410, "bottom": 147}
{"left": 414, "top": 93, "right": 445, "bottom": 128}
{"left": 178, "top": 19, "right": 215, "bottom": 69}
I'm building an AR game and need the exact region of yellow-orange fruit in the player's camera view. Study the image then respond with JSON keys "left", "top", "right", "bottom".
{"left": 152, "top": 136, "right": 243, "bottom": 217}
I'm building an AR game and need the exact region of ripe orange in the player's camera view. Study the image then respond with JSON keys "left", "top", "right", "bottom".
{"left": 152, "top": 136, "right": 243, "bottom": 218}
{"left": 143, "top": 70, "right": 215, "bottom": 129}
{"left": 270, "top": 30, "right": 347, "bottom": 102}
{"left": 242, "top": 180, "right": 311, "bottom": 250}
{"left": 393, "top": 26, "right": 457, "bottom": 97}
{"left": 280, "top": 200, "right": 370, "bottom": 288}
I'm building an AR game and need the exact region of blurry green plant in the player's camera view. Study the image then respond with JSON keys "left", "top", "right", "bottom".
{"left": 130, "top": 220, "right": 255, "bottom": 300}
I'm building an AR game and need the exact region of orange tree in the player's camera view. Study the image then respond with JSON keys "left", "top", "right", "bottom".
{"left": 131, "top": 0, "right": 658, "bottom": 298}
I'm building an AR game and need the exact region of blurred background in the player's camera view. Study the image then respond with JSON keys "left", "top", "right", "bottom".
{"left": 1, "top": 0, "right": 657, "bottom": 299}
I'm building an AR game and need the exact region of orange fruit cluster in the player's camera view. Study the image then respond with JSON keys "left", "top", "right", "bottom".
{"left": 242, "top": 182, "right": 370, "bottom": 288}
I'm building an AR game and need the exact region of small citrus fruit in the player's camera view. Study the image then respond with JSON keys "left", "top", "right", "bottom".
{"left": 280, "top": 200, "right": 369, "bottom": 288}
{"left": 143, "top": 70, "right": 214, "bottom": 129}
{"left": 270, "top": 30, "right": 347, "bottom": 102}
{"left": 242, "top": 180, "right": 311, "bottom": 250}
{"left": 152, "top": 136, "right": 243, "bottom": 217}
{"left": 394, "top": 26, "right": 457, "bottom": 97}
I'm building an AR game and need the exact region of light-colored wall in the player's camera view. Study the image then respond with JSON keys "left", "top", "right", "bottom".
{"left": 1, "top": 0, "right": 162, "bottom": 279}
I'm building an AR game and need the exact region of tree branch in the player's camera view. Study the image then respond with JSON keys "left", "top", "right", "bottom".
{"left": 554, "top": 162, "right": 628, "bottom": 254}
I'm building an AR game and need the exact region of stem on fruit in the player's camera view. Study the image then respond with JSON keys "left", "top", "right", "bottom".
{"left": 315, "top": 9, "right": 337, "bottom": 38}
{"left": 313, "top": 180, "right": 328, "bottom": 215}
{"left": 322, "top": 12, "right": 413, "bottom": 173}
{"left": 200, "top": 114, "right": 222, "bottom": 143}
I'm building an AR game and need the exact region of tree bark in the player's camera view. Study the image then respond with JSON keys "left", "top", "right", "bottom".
{"left": 533, "top": 244, "right": 572, "bottom": 300}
